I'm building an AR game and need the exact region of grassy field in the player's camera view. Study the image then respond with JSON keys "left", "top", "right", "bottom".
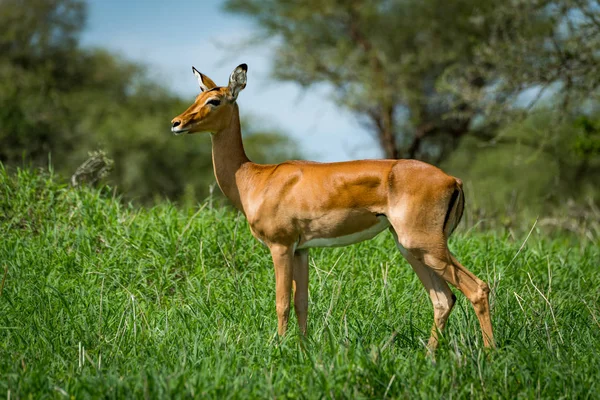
{"left": 1, "top": 167, "right": 599, "bottom": 399}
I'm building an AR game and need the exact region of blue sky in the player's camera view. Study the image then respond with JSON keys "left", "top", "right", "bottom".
{"left": 80, "top": 0, "right": 380, "bottom": 161}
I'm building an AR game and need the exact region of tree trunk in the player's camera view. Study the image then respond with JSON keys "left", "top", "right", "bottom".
{"left": 379, "top": 105, "right": 399, "bottom": 159}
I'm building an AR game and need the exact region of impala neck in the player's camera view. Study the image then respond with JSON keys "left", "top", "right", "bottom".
{"left": 211, "top": 103, "right": 249, "bottom": 212}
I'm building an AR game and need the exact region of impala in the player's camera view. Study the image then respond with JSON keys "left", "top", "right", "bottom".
{"left": 171, "top": 64, "right": 495, "bottom": 349}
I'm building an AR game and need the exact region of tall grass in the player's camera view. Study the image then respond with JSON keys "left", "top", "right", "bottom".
{"left": 1, "top": 166, "right": 599, "bottom": 398}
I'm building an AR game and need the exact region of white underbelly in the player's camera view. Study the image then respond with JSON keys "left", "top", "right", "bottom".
{"left": 297, "top": 216, "right": 390, "bottom": 250}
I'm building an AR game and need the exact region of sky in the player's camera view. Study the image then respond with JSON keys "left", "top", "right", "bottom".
{"left": 80, "top": 0, "right": 381, "bottom": 162}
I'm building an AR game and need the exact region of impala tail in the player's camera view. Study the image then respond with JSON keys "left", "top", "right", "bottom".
{"left": 443, "top": 178, "right": 465, "bottom": 238}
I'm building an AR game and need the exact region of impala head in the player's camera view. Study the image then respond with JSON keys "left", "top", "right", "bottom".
{"left": 171, "top": 63, "right": 247, "bottom": 135}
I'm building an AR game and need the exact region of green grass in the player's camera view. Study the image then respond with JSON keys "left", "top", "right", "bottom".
{"left": 1, "top": 166, "right": 599, "bottom": 399}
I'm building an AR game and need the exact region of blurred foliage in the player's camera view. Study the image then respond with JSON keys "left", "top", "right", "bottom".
{"left": 225, "top": 0, "right": 600, "bottom": 162}
{"left": 444, "top": 111, "right": 600, "bottom": 234}
{"left": 0, "top": 0, "right": 301, "bottom": 205}
{"left": 227, "top": 0, "right": 498, "bottom": 161}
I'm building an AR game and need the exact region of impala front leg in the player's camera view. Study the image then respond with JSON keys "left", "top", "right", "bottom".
{"left": 269, "top": 244, "right": 294, "bottom": 335}
{"left": 293, "top": 249, "right": 309, "bottom": 335}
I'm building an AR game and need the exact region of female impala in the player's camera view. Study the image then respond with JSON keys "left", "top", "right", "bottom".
{"left": 171, "top": 64, "right": 495, "bottom": 349}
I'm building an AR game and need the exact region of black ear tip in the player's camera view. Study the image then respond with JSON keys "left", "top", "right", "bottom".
{"left": 238, "top": 63, "right": 248, "bottom": 72}
{"left": 192, "top": 66, "right": 199, "bottom": 73}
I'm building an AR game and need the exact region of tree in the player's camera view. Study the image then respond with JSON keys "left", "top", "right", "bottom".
{"left": 224, "top": 0, "right": 497, "bottom": 161}
{"left": 0, "top": 0, "right": 86, "bottom": 165}
{"left": 442, "top": 0, "right": 600, "bottom": 216}
{"left": 225, "top": 0, "right": 600, "bottom": 164}
{"left": 465, "top": 0, "right": 600, "bottom": 113}
{"left": 0, "top": 0, "right": 302, "bottom": 205}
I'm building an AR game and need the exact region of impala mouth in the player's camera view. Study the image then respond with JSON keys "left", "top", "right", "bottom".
{"left": 171, "top": 127, "right": 189, "bottom": 135}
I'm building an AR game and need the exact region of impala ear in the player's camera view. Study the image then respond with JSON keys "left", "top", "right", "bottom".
{"left": 228, "top": 63, "right": 247, "bottom": 101}
{"left": 192, "top": 66, "right": 217, "bottom": 92}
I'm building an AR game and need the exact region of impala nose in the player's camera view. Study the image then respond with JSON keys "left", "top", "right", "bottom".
{"left": 171, "top": 118, "right": 187, "bottom": 134}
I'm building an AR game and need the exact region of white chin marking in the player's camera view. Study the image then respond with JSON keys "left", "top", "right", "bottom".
{"left": 297, "top": 216, "right": 390, "bottom": 249}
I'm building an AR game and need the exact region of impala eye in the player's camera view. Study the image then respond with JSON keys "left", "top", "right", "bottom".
{"left": 206, "top": 99, "right": 221, "bottom": 107}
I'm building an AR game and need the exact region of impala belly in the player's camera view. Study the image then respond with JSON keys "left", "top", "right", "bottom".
{"left": 297, "top": 215, "right": 390, "bottom": 249}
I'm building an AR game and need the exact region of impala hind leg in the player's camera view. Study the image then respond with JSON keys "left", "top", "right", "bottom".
{"left": 421, "top": 246, "right": 495, "bottom": 348}
{"left": 292, "top": 249, "right": 309, "bottom": 335}
{"left": 439, "top": 253, "right": 495, "bottom": 348}
{"left": 391, "top": 230, "right": 455, "bottom": 350}
{"left": 269, "top": 244, "right": 294, "bottom": 335}
{"left": 394, "top": 232, "right": 495, "bottom": 348}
